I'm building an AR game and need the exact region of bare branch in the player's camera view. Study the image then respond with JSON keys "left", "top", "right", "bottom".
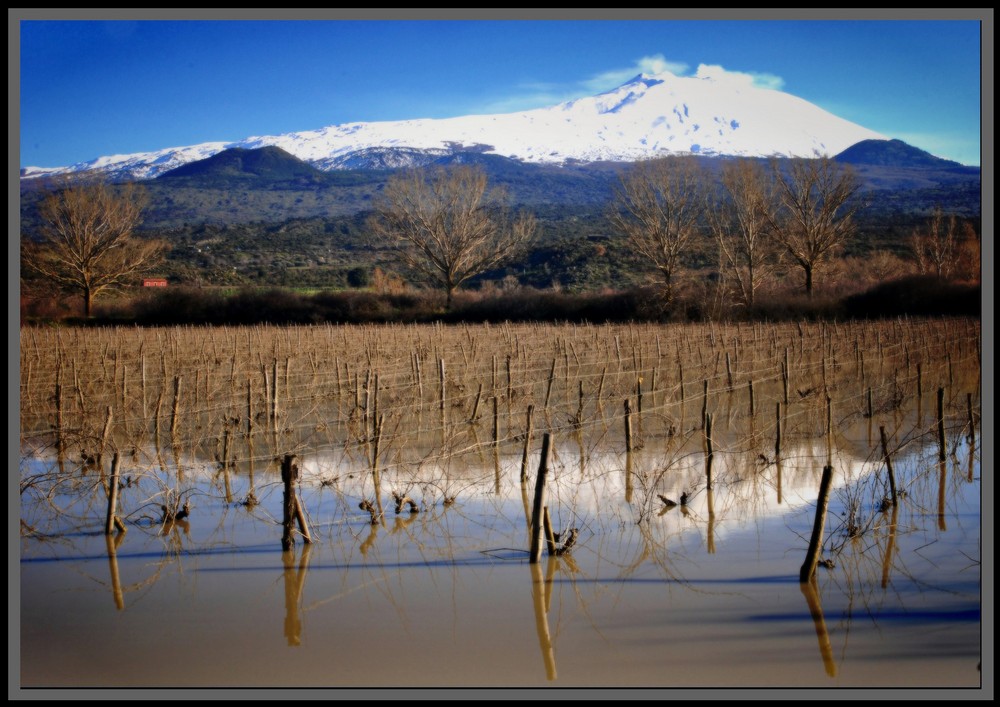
{"left": 368, "top": 165, "right": 536, "bottom": 309}
{"left": 22, "top": 179, "right": 168, "bottom": 316}
{"left": 609, "top": 156, "right": 706, "bottom": 304}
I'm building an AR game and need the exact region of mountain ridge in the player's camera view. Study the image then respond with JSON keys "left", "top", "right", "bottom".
{"left": 22, "top": 68, "right": 894, "bottom": 181}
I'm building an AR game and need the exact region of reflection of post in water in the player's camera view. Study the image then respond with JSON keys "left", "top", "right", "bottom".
{"left": 282, "top": 544, "right": 312, "bottom": 647}
{"left": 624, "top": 447, "right": 634, "bottom": 505}
{"left": 706, "top": 486, "right": 716, "bottom": 555}
{"left": 774, "top": 457, "right": 781, "bottom": 506}
{"left": 105, "top": 532, "right": 126, "bottom": 611}
{"left": 937, "top": 457, "right": 947, "bottom": 531}
{"left": 530, "top": 559, "right": 558, "bottom": 681}
{"left": 880, "top": 503, "right": 899, "bottom": 589}
{"left": 800, "top": 578, "right": 837, "bottom": 677}
{"left": 360, "top": 522, "right": 379, "bottom": 556}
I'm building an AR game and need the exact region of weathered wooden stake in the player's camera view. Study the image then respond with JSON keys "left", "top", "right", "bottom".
{"left": 705, "top": 412, "right": 714, "bottom": 490}
{"left": 439, "top": 358, "right": 446, "bottom": 411}
{"left": 100, "top": 405, "right": 113, "bottom": 464}
{"left": 800, "top": 465, "right": 834, "bottom": 583}
{"left": 529, "top": 433, "right": 552, "bottom": 564}
{"left": 492, "top": 396, "right": 500, "bottom": 447}
{"left": 281, "top": 454, "right": 312, "bottom": 550}
{"left": 170, "top": 376, "right": 182, "bottom": 441}
{"left": 701, "top": 380, "right": 709, "bottom": 430}
{"left": 879, "top": 426, "right": 898, "bottom": 506}
{"left": 775, "top": 402, "right": 782, "bottom": 460}
{"left": 543, "top": 358, "right": 556, "bottom": 409}
{"left": 543, "top": 506, "right": 557, "bottom": 557}
{"left": 104, "top": 452, "right": 124, "bottom": 536}
{"left": 520, "top": 405, "right": 535, "bottom": 483}
{"left": 826, "top": 396, "right": 833, "bottom": 465}
{"left": 937, "top": 387, "right": 947, "bottom": 461}
{"left": 470, "top": 383, "right": 483, "bottom": 422}
{"left": 967, "top": 392, "right": 976, "bottom": 446}
{"left": 624, "top": 399, "right": 633, "bottom": 453}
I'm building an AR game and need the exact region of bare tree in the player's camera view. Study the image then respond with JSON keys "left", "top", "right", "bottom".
{"left": 910, "top": 207, "right": 960, "bottom": 279}
{"left": 768, "top": 157, "right": 862, "bottom": 296}
{"left": 708, "top": 159, "right": 777, "bottom": 308}
{"left": 368, "top": 165, "right": 536, "bottom": 309}
{"left": 22, "top": 180, "right": 167, "bottom": 317}
{"left": 609, "top": 156, "right": 706, "bottom": 304}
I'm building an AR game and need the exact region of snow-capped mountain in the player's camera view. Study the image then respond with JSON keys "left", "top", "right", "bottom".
{"left": 21, "top": 69, "right": 888, "bottom": 181}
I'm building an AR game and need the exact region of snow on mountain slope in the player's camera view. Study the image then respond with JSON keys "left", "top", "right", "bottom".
{"left": 21, "top": 69, "right": 887, "bottom": 181}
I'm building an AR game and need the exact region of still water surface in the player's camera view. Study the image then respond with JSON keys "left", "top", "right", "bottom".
{"left": 20, "top": 429, "right": 981, "bottom": 689}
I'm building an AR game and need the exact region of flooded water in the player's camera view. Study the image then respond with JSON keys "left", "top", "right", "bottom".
{"left": 20, "top": 430, "right": 981, "bottom": 689}
{"left": 18, "top": 321, "right": 983, "bottom": 690}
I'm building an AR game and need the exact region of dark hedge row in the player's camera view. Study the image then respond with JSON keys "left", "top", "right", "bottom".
{"left": 25, "top": 277, "right": 980, "bottom": 327}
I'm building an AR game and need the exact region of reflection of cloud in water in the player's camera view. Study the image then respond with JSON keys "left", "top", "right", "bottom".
{"left": 289, "top": 436, "right": 893, "bottom": 547}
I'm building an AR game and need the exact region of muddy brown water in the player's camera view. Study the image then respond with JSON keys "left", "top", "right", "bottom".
{"left": 20, "top": 431, "right": 980, "bottom": 688}
{"left": 18, "top": 321, "right": 982, "bottom": 689}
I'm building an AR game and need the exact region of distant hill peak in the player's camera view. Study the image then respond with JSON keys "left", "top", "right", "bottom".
{"left": 157, "top": 145, "right": 323, "bottom": 180}
{"left": 834, "top": 139, "right": 967, "bottom": 169}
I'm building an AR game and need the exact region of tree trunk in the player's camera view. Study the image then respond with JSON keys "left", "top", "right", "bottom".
{"left": 84, "top": 286, "right": 93, "bottom": 318}
{"left": 804, "top": 264, "right": 814, "bottom": 298}
{"left": 661, "top": 270, "right": 673, "bottom": 305}
{"left": 445, "top": 284, "right": 455, "bottom": 311}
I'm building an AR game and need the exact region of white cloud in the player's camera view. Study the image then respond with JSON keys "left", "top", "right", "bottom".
{"left": 694, "top": 63, "right": 785, "bottom": 90}
{"left": 476, "top": 57, "right": 787, "bottom": 116}
{"left": 581, "top": 54, "right": 690, "bottom": 92}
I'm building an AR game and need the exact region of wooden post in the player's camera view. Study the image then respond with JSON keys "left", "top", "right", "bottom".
{"left": 800, "top": 465, "right": 835, "bottom": 582}
{"left": 492, "top": 396, "right": 500, "bottom": 448}
{"left": 705, "top": 412, "right": 714, "bottom": 490}
{"left": 624, "top": 399, "right": 633, "bottom": 454}
{"left": 246, "top": 377, "right": 253, "bottom": 437}
{"left": 701, "top": 380, "right": 708, "bottom": 430}
{"left": 520, "top": 405, "right": 535, "bottom": 483}
{"left": 272, "top": 358, "right": 279, "bottom": 425}
{"left": 967, "top": 392, "right": 976, "bottom": 446}
{"left": 104, "top": 452, "right": 124, "bottom": 535}
{"left": 775, "top": 402, "right": 782, "bottom": 460}
{"left": 470, "top": 383, "right": 483, "bottom": 422}
{"left": 636, "top": 376, "right": 643, "bottom": 415}
{"left": 826, "top": 396, "right": 833, "bottom": 465}
{"left": 439, "top": 358, "right": 446, "bottom": 411}
{"left": 372, "top": 413, "right": 385, "bottom": 520}
{"left": 100, "top": 405, "right": 113, "bottom": 464}
{"left": 543, "top": 506, "right": 557, "bottom": 557}
{"left": 879, "top": 426, "right": 898, "bottom": 506}
{"left": 170, "top": 376, "right": 182, "bottom": 441}
{"left": 937, "top": 387, "right": 947, "bottom": 461}
{"left": 543, "top": 358, "right": 556, "bottom": 409}
{"left": 281, "top": 454, "right": 312, "bottom": 550}
{"left": 415, "top": 354, "right": 423, "bottom": 403}
{"left": 529, "top": 433, "right": 552, "bottom": 564}
{"left": 529, "top": 432, "right": 550, "bottom": 564}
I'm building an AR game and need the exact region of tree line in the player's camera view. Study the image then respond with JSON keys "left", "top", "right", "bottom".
{"left": 21, "top": 157, "right": 981, "bottom": 318}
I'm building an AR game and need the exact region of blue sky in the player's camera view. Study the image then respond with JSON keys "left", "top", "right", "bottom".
{"left": 17, "top": 16, "right": 985, "bottom": 168}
